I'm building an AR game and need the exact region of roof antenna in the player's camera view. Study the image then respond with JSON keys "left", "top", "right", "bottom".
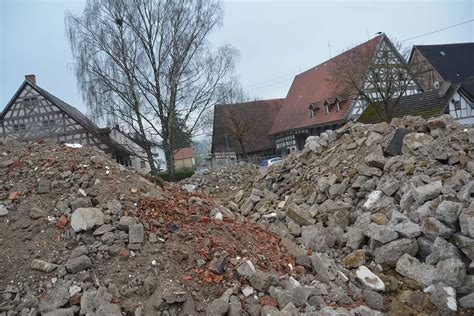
{"left": 366, "top": 28, "right": 370, "bottom": 40}
{"left": 328, "top": 41, "right": 332, "bottom": 58}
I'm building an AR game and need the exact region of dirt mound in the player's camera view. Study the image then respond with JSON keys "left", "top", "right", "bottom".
{"left": 0, "top": 140, "right": 296, "bottom": 315}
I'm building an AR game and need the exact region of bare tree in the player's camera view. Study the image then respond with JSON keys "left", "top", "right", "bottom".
{"left": 66, "top": 0, "right": 236, "bottom": 179}
{"left": 330, "top": 36, "right": 424, "bottom": 122}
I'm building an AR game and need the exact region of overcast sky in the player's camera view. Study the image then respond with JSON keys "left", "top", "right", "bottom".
{"left": 1, "top": 0, "right": 472, "bottom": 115}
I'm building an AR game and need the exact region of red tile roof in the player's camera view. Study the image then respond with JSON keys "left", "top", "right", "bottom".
{"left": 174, "top": 147, "right": 194, "bottom": 160}
{"left": 212, "top": 98, "right": 284, "bottom": 155}
{"left": 269, "top": 35, "right": 383, "bottom": 135}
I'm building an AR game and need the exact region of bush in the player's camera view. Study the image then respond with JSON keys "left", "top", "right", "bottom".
{"left": 158, "top": 170, "right": 194, "bottom": 182}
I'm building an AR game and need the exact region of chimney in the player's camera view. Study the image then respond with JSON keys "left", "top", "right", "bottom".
{"left": 438, "top": 80, "right": 451, "bottom": 97}
{"left": 25, "top": 74, "right": 36, "bottom": 85}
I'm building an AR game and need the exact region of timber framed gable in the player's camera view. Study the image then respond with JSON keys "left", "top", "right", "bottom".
{"left": 1, "top": 77, "right": 131, "bottom": 164}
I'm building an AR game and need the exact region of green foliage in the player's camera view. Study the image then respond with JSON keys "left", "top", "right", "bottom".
{"left": 159, "top": 170, "right": 194, "bottom": 182}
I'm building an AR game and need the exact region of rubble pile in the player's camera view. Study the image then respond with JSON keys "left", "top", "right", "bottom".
{"left": 183, "top": 162, "right": 259, "bottom": 197}
{"left": 222, "top": 115, "right": 474, "bottom": 314}
{"left": 0, "top": 141, "right": 303, "bottom": 315}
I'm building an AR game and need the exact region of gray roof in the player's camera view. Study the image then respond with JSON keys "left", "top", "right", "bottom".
{"left": 358, "top": 84, "right": 459, "bottom": 124}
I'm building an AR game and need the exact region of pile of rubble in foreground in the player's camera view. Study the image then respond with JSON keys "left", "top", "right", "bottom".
{"left": 1, "top": 141, "right": 300, "bottom": 316}
{"left": 213, "top": 115, "right": 474, "bottom": 314}
{"left": 182, "top": 162, "right": 259, "bottom": 197}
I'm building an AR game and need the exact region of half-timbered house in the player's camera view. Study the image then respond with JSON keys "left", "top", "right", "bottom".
{"left": 409, "top": 42, "right": 474, "bottom": 124}
{"left": 0, "top": 75, "right": 131, "bottom": 164}
{"left": 269, "top": 34, "right": 420, "bottom": 154}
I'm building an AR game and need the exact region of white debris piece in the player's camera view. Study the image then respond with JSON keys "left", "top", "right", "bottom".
{"left": 363, "top": 190, "right": 383, "bottom": 209}
{"left": 356, "top": 265, "right": 385, "bottom": 292}
{"left": 64, "top": 143, "right": 83, "bottom": 148}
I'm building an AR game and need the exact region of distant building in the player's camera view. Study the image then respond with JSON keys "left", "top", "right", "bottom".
{"left": 109, "top": 127, "right": 167, "bottom": 173}
{"left": 0, "top": 74, "right": 130, "bottom": 164}
{"left": 269, "top": 34, "right": 420, "bottom": 154}
{"left": 174, "top": 147, "right": 194, "bottom": 170}
{"left": 358, "top": 82, "right": 463, "bottom": 124}
{"left": 409, "top": 42, "right": 474, "bottom": 124}
{"left": 211, "top": 99, "right": 284, "bottom": 164}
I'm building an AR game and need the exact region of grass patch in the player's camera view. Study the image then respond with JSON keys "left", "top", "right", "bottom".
{"left": 158, "top": 170, "right": 194, "bottom": 182}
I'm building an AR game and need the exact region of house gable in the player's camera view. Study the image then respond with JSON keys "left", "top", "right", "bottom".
{"left": 1, "top": 80, "right": 111, "bottom": 152}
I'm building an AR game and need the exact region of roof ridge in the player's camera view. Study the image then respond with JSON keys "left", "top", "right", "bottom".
{"left": 415, "top": 42, "right": 474, "bottom": 47}
{"left": 294, "top": 35, "right": 383, "bottom": 78}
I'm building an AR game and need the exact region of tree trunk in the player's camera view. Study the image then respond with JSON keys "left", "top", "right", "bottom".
{"left": 238, "top": 139, "right": 247, "bottom": 160}
{"left": 144, "top": 144, "right": 158, "bottom": 176}
{"left": 164, "top": 146, "right": 176, "bottom": 181}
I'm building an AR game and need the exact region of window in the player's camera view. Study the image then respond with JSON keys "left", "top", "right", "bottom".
{"left": 310, "top": 109, "right": 315, "bottom": 117}
{"left": 24, "top": 97, "right": 37, "bottom": 108}
{"left": 42, "top": 119, "right": 55, "bottom": 128}
{"left": 13, "top": 124, "right": 25, "bottom": 132}
{"left": 140, "top": 160, "right": 146, "bottom": 168}
{"left": 453, "top": 100, "right": 461, "bottom": 111}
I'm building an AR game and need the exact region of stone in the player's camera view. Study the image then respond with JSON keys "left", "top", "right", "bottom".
{"left": 234, "top": 190, "right": 244, "bottom": 203}
{"left": 395, "top": 254, "right": 436, "bottom": 286}
{"left": 118, "top": 216, "right": 136, "bottom": 230}
{"left": 290, "top": 286, "right": 312, "bottom": 307}
{"left": 228, "top": 295, "right": 242, "bottom": 316}
{"left": 66, "top": 255, "right": 92, "bottom": 274}
{"left": 208, "top": 256, "right": 228, "bottom": 274}
{"left": 310, "top": 252, "right": 337, "bottom": 284}
{"left": 321, "top": 199, "right": 352, "bottom": 212}
{"left": 363, "top": 191, "right": 383, "bottom": 210}
{"left": 451, "top": 233, "right": 474, "bottom": 261}
{"left": 249, "top": 194, "right": 260, "bottom": 203}
{"left": 392, "top": 220, "right": 421, "bottom": 238}
{"left": 357, "top": 164, "right": 382, "bottom": 177}
{"left": 421, "top": 217, "right": 454, "bottom": 240}
{"left": 384, "top": 128, "right": 413, "bottom": 156}
{"left": 0, "top": 205, "right": 8, "bottom": 217}
{"left": 365, "top": 154, "right": 386, "bottom": 169}
{"left": 70, "top": 197, "right": 92, "bottom": 211}
{"left": 242, "top": 286, "right": 254, "bottom": 297}
{"left": 342, "top": 249, "right": 366, "bottom": 268}
{"left": 29, "top": 207, "right": 46, "bottom": 219}
{"left": 345, "top": 227, "right": 365, "bottom": 251}
{"left": 240, "top": 199, "right": 254, "bottom": 216}
{"left": 374, "top": 238, "right": 418, "bottom": 267}
{"left": 70, "top": 208, "right": 104, "bottom": 232}
{"left": 70, "top": 245, "right": 88, "bottom": 258}
{"left": 43, "top": 306, "right": 80, "bottom": 316}
{"left": 362, "top": 290, "right": 384, "bottom": 311}
{"left": 459, "top": 206, "right": 474, "bottom": 238}
{"left": 429, "top": 283, "right": 457, "bottom": 312}
{"left": 128, "top": 224, "right": 144, "bottom": 244}
{"left": 402, "top": 132, "right": 433, "bottom": 153}
{"left": 206, "top": 288, "right": 232, "bottom": 316}
{"left": 93, "top": 224, "right": 115, "bottom": 236}
{"left": 39, "top": 286, "right": 69, "bottom": 313}
{"left": 31, "top": 259, "right": 58, "bottom": 272}
{"left": 250, "top": 270, "right": 273, "bottom": 292}
{"left": 80, "top": 287, "right": 113, "bottom": 315}
{"left": 425, "top": 237, "right": 461, "bottom": 265}
{"left": 366, "top": 223, "right": 399, "bottom": 243}
{"left": 355, "top": 266, "right": 385, "bottom": 292}
{"left": 286, "top": 203, "right": 314, "bottom": 226}
{"left": 458, "top": 292, "right": 474, "bottom": 308}
{"left": 301, "top": 223, "right": 336, "bottom": 252}
{"left": 436, "top": 258, "right": 466, "bottom": 288}
{"left": 95, "top": 303, "right": 121, "bottom": 315}
{"left": 412, "top": 181, "right": 442, "bottom": 204}
{"left": 235, "top": 259, "right": 256, "bottom": 279}
{"left": 37, "top": 178, "right": 51, "bottom": 193}
{"left": 434, "top": 200, "right": 463, "bottom": 225}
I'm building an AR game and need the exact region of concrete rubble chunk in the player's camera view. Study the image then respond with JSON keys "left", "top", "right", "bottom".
{"left": 286, "top": 203, "right": 315, "bottom": 226}
{"left": 70, "top": 207, "right": 104, "bottom": 232}
{"left": 425, "top": 237, "right": 461, "bottom": 265}
{"left": 395, "top": 254, "right": 436, "bottom": 286}
{"left": 458, "top": 292, "right": 474, "bottom": 309}
{"left": 459, "top": 206, "right": 474, "bottom": 238}
{"left": 436, "top": 258, "right": 466, "bottom": 288}
{"left": 366, "top": 223, "right": 399, "bottom": 243}
{"left": 384, "top": 128, "right": 413, "bottom": 156}
{"left": 310, "top": 252, "right": 338, "bottom": 285}
{"left": 374, "top": 238, "right": 418, "bottom": 267}
{"left": 412, "top": 180, "right": 442, "bottom": 204}
{"left": 66, "top": 255, "right": 92, "bottom": 274}
{"left": 355, "top": 266, "right": 385, "bottom": 292}
{"left": 235, "top": 259, "right": 256, "bottom": 279}
{"left": 206, "top": 288, "right": 232, "bottom": 316}
{"left": 128, "top": 223, "right": 144, "bottom": 244}
{"left": 39, "top": 285, "right": 69, "bottom": 313}
{"left": 402, "top": 132, "right": 434, "bottom": 154}
{"left": 434, "top": 200, "right": 463, "bottom": 225}
{"left": 250, "top": 270, "right": 273, "bottom": 292}
{"left": 429, "top": 283, "right": 457, "bottom": 312}
{"left": 0, "top": 205, "right": 9, "bottom": 217}
{"left": 37, "top": 177, "right": 51, "bottom": 194}
{"left": 363, "top": 191, "right": 383, "bottom": 210}
{"left": 31, "top": 259, "right": 58, "bottom": 272}
{"left": 421, "top": 217, "right": 454, "bottom": 240}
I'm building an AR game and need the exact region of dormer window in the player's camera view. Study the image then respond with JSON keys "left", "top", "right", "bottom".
{"left": 309, "top": 102, "right": 320, "bottom": 118}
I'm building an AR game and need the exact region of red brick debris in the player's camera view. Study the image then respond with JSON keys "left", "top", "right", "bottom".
{"left": 135, "top": 186, "right": 296, "bottom": 285}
